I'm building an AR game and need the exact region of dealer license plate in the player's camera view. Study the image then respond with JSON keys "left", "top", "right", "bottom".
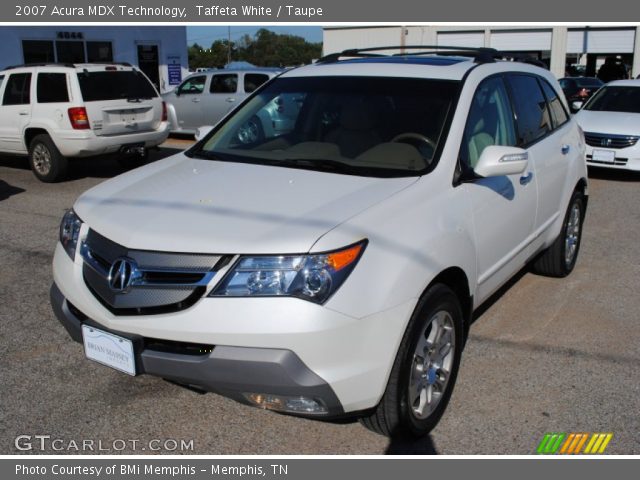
{"left": 592, "top": 149, "right": 616, "bottom": 164}
{"left": 82, "top": 325, "right": 136, "bottom": 376}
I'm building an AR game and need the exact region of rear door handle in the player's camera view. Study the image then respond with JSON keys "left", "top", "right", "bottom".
{"left": 191, "top": 98, "right": 200, "bottom": 103}
{"left": 561, "top": 144, "right": 571, "bottom": 155}
{"left": 226, "top": 97, "right": 236, "bottom": 103}
{"left": 520, "top": 171, "right": 534, "bottom": 185}
{"left": 19, "top": 111, "right": 29, "bottom": 116}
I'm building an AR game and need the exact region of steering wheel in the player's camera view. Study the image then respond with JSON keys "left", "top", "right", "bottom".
{"left": 391, "top": 133, "right": 437, "bottom": 152}
{"left": 391, "top": 133, "right": 437, "bottom": 163}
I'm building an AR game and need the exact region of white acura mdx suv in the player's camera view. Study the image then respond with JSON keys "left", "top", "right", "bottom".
{"left": 51, "top": 47, "right": 588, "bottom": 437}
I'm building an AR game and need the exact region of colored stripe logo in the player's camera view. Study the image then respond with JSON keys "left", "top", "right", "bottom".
{"left": 537, "top": 433, "right": 613, "bottom": 454}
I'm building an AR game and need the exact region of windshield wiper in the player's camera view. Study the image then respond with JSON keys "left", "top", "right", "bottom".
{"left": 186, "top": 150, "right": 224, "bottom": 160}
{"left": 276, "top": 158, "right": 362, "bottom": 174}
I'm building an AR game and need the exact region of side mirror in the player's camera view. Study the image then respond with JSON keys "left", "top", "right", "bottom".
{"left": 195, "top": 125, "right": 214, "bottom": 141}
{"left": 474, "top": 146, "right": 529, "bottom": 178}
{"left": 571, "top": 100, "right": 584, "bottom": 111}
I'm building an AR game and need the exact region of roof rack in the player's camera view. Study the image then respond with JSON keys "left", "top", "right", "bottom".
{"left": 4, "top": 62, "right": 76, "bottom": 70}
{"left": 316, "top": 45, "right": 502, "bottom": 65}
{"left": 4, "top": 62, "right": 133, "bottom": 70}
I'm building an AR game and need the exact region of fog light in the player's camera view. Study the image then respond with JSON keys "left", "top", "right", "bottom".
{"left": 244, "top": 393, "right": 328, "bottom": 415}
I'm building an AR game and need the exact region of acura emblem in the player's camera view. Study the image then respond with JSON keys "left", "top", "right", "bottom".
{"left": 108, "top": 258, "right": 139, "bottom": 293}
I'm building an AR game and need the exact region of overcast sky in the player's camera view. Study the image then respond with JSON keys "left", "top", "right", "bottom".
{"left": 187, "top": 26, "right": 323, "bottom": 46}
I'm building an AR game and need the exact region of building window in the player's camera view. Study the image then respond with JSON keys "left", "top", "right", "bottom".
{"left": 56, "top": 41, "right": 85, "bottom": 64}
{"left": 87, "top": 42, "right": 113, "bottom": 63}
{"left": 22, "top": 40, "right": 55, "bottom": 64}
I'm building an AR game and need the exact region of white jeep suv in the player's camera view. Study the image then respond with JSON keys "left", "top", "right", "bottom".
{"left": 0, "top": 63, "right": 169, "bottom": 182}
{"left": 51, "top": 47, "right": 588, "bottom": 437}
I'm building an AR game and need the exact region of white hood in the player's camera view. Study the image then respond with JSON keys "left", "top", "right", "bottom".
{"left": 74, "top": 154, "right": 416, "bottom": 254}
{"left": 574, "top": 110, "right": 640, "bottom": 136}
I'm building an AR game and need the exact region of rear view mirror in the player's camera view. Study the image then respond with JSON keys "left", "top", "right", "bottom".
{"left": 571, "top": 100, "right": 584, "bottom": 112}
{"left": 474, "top": 146, "right": 529, "bottom": 178}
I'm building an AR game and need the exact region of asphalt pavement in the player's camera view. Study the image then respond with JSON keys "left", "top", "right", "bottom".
{"left": 1, "top": 141, "right": 639, "bottom": 454}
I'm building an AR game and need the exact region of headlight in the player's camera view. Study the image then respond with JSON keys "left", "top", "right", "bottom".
{"left": 209, "top": 240, "right": 366, "bottom": 304}
{"left": 59, "top": 209, "right": 83, "bottom": 260}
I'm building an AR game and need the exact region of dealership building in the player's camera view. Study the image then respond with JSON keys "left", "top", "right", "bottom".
{"left": 323, "top": 26, "right": 640, "bottom": 79}
{"left": 0, "top": 26, "right": 189, "bottom": 93}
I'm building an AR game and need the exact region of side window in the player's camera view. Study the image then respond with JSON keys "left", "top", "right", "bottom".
{"left": 507, "top": 74, "right": 553, "bottom": 146}
{"left": 461, "top": 76, "right": 517, "bottom": 170}
{"left": 177, "top": 76, "right": 206, "bottom": 95}
{"left": 244, "top": 74, "right": 269, "bottom": 93}
{"left": 210, "top": 74, "right": 238, "bottom": 94}
{"left": 2, "top": 73, "right": 31, "bottom": 106}
{"left": 539, "top": 79, "right": 569, "bottom": 128}
{"left": 37, "top": 73, "right": 69, "bottom": 103}
{"left": 0, "top": 75, "right": 4, "bottom": 93}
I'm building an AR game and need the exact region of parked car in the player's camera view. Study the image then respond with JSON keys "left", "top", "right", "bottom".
{"left": 0, "top": 63, "right": 169, "bottom": 182}
{"left": 559, "top": 77, "right": 604, "bottom": 112}
{"left": 162, "top": 68, "right": 281, "bottom": 134}
{"left": 51, "top": 47, "right": 588, "bottom": 438}
{"left": 574, "top": 79, "right": 640, "bottom": 170}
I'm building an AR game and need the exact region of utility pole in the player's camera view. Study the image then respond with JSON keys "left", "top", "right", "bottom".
{"left": 227, "top": 26, "right": 231, "bottom": 66}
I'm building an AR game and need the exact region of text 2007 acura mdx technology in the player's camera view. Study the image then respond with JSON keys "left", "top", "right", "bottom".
{"left": 51, "top": 47, "right": 588, "bottom": 437}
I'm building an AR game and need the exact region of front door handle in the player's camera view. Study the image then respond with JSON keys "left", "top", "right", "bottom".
{"left": 520, "top": 171, "right": 534, "bottom": 185}
{"left": 226, "top": 97, "right": 236, "bottom": 103}
{"left": 191, "top": 98, "right": 201, "bottom": 103}
{"left": 561, "top": 144, "right": 571, "bottom": 155}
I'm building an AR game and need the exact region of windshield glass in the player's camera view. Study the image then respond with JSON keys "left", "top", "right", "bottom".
{"left": 78, "top": 70, "right": 158, "bottom": 102}
{"left": 188, "top": 76, "right": 459, "bottom": 177}
{"left": 575, "top": 78, "right": 603, "bottom": 88}
{"left": 585, "top": 86, "right": 640, "bottom": 113}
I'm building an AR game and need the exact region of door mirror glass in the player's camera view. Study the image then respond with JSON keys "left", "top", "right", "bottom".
{"left": 571, "top": 100, "right": 584, "bottom": 111}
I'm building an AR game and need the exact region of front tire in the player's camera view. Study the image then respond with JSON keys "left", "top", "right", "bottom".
{"left": 28, "top": 134, "right": 68, "bottom": 183}
{"left": 360, "top": 284, "right": 464, "bottom": 437}
{"left": 532, "top": 189, "right": 585, "bottom": 277}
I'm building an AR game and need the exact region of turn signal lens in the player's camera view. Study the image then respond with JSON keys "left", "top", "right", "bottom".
{"left": 327, "top": 243, "right": 362, "bottom": 271}
{"left": 161, "top": 101, "right": 168, "bottom": 122}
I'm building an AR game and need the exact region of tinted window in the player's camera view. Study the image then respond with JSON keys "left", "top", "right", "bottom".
{"left": 22, "top": 40, "right": 55, "bottom": 63}
{"left": 461, "top": 76, "right": 517, "bottom": 169}
{"left": 244, "top": 74, "right": 269, "bottom": 93}
{"left": 539, "top": 79, "right": 569, "bottom": 128}
{"left": 87, "top": 42, "right": 113, "bottom": 63}
{"left": 78, "top": 71, "right": 157, "bottom": 102}
{"left": 37, "top": 73, "right": 69, "bottom": 103}
{"left": 56, "top": 41, "right": 85, "bottom": 63}
{"left": 2, "top": 73, "right": 31, "bottom": 105}
{"left": 177, "top": 75, "right": 206, "bottom": 95}
{"left": 585, "top": 86, "right": 640, "bottom": 113}
{"left": 210, "top": 74, "right": 238, "bottom": 94}
{"left": 508, "top": 74, "right": 552, "bottom": 146}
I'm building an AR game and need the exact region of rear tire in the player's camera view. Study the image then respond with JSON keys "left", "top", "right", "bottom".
{"left": 360, "top": 284, "right": 464, "bottom": 437}
{"left": 28, "top": 134, "right": 68, "bottom": 183}
{"left": 532, "top": 189, "right": 585, "bottom": 277}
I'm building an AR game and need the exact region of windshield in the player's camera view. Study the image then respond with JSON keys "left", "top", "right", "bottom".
{"left": 78, "top": 70, "right": 158, "bottom": 102}
{"left": 188, "top": 76, "right": 459, "bottom": 177}
{"left": 575, "top": 78, "right": 603, "bottom": 88}
{"left": 584, "top": 86, "right": 640, "bottom": 113}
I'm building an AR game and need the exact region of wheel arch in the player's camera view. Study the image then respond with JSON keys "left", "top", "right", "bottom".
{"left": 424, "top": 267, "right": 473, "bottom": 341}
{"left": 24, "top": 127, "right": 51, "bottom": 151}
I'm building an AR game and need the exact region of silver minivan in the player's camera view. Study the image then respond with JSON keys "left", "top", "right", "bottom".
{"left": 163, "top": 68, "right": 281, "bottom": 134}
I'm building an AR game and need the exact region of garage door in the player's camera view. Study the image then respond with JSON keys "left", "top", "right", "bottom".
{"left": 490, "top": 30, "right": 552, "bottom": 51}
{"left": 437, "top": 32, "right": 484, "bottom": 48}
{"left": 567, "top": 29, "right": 635, "bottom": 54}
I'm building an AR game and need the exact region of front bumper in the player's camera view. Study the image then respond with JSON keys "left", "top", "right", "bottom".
{"left": 52, "top": 242, "right": 415, "bottom": 414}
{"left": 50, "top": 282, "right": 344, "bottom": 417}
{"left": 585, "top": 144, "right": 640, "bottom": 171}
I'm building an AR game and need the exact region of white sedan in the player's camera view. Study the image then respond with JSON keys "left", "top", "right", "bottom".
{"left": 574, "top": 79, "right": 640, "bottom": 171}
